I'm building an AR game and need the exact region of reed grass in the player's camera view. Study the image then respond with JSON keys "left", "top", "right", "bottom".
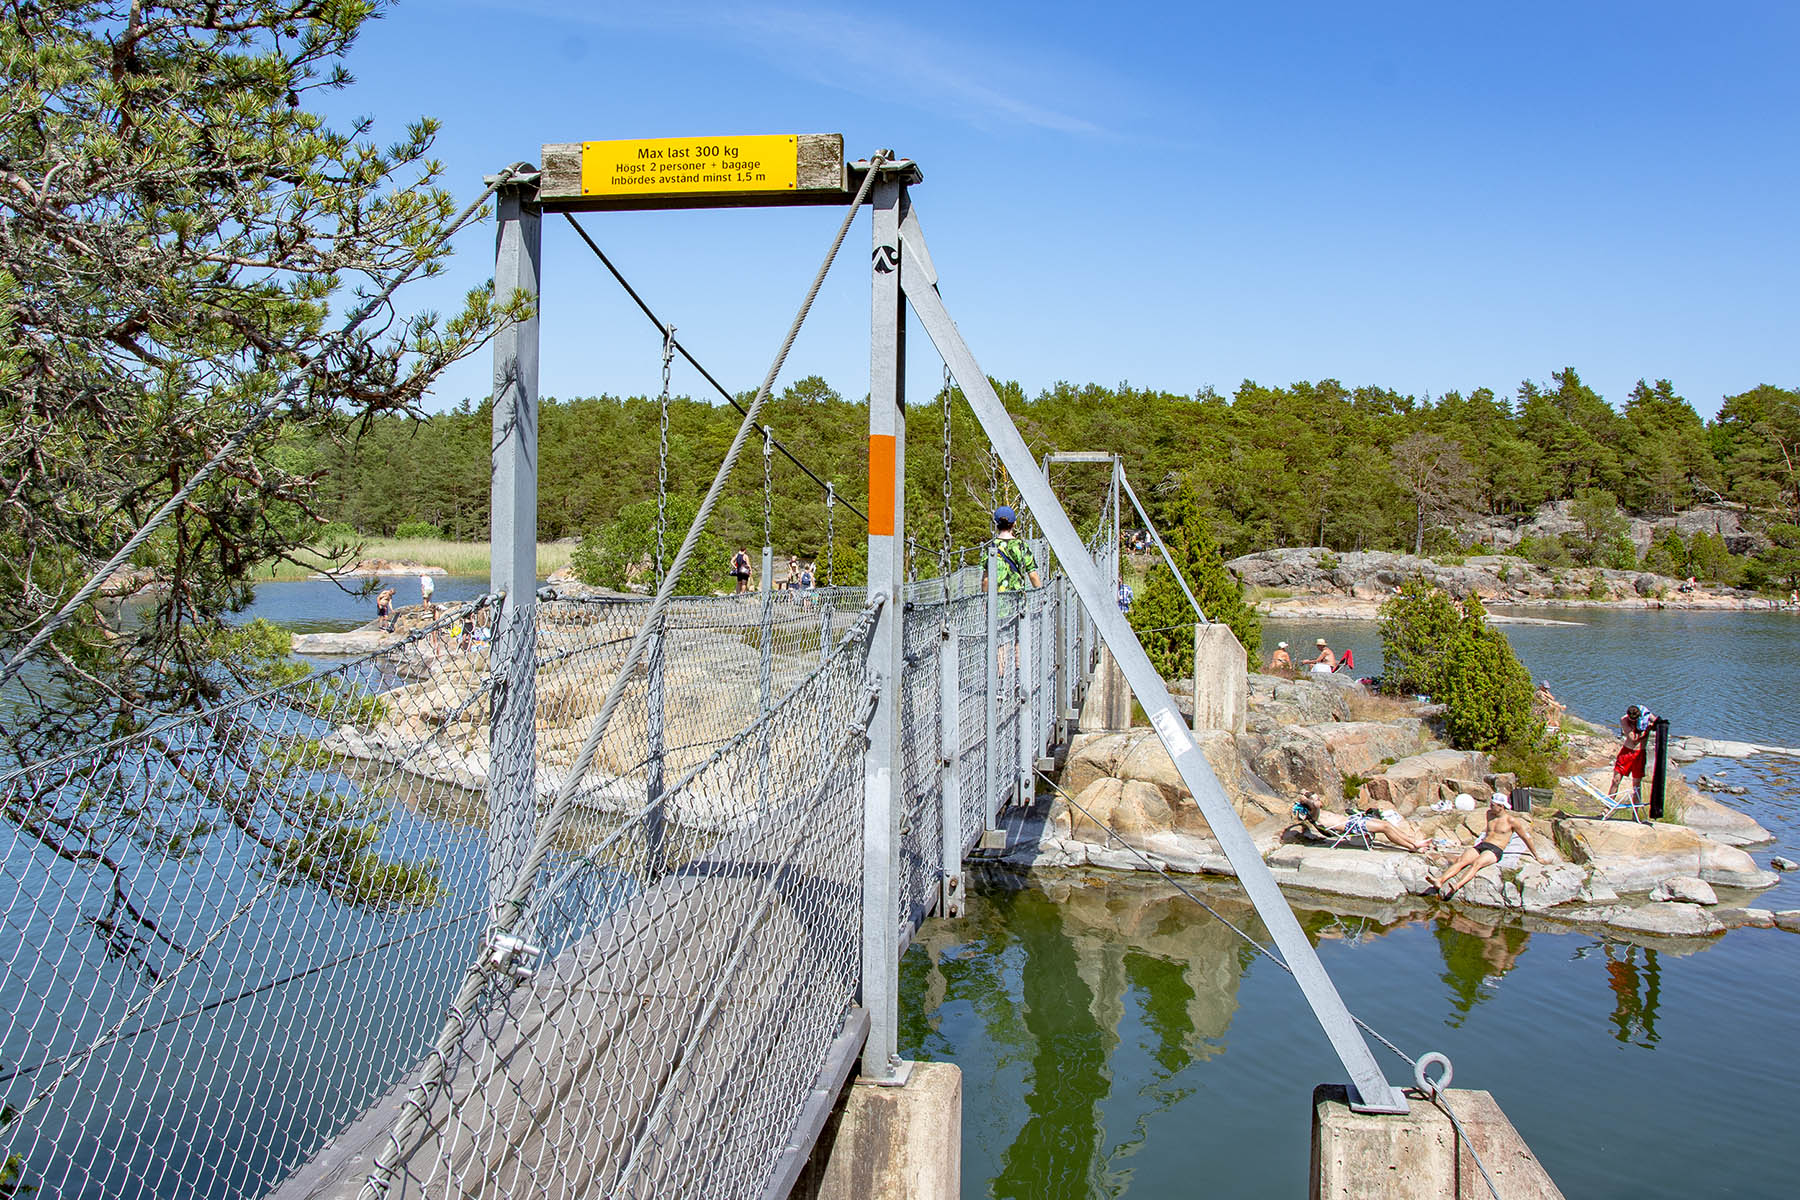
{"left": 255, "top": 539, "right": 575, "bottom": 581}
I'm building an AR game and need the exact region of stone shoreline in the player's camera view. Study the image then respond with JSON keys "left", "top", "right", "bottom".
{"left": 1256, "top": 596, "right": 1775, "bottom": 623}
{"left": 1228, "top": 546, "right": 1789, "bottom": 620}
{"left": 990, "top": 670, "right": 1792, "bottom": 942}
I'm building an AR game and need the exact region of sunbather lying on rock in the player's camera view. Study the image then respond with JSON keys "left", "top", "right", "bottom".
{"left": 1428, "top": 795, "right": 1546, "bottom": 899}
{"left": 1292, "top": 795, "right": 1429, "bottom": 852}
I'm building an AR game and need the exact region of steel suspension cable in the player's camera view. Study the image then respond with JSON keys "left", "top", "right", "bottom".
{"left": 0, "top": 163, "right": 535, "bottom": 692}
{"left": 560, "top": 213, "right": 868, "bottom": 524}
{"left": 361, "top": 151, "right": 891, "bottom": 1198}
{"left": 939, "top": 362, "right": 954, "bottom": 587}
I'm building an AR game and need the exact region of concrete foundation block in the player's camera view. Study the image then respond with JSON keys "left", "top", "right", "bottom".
{"left": 1192, "top": 623, "right": 1248, "bottom": 734}
{"left": 1312, "top": 1085, "right": 1563, "bottom": 1200}
{"left": 792, "top": 1061, "right": 962, "bottom": 1200}
{"left": 1078, "top": 646, "right": 1133, "bottom": 731}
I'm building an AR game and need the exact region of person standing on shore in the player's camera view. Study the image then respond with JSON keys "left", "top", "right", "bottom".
{"left": 1608, "top": 704, "right": 1654, "bottom": 808}
{"left": 418, "top": 572, "right": 434, "bottom": 615}
{"left": 731, "top": 548, "right": 753, "bottom": 595}
{"left": 375, "top": 586, "right": 396, "bottom": 631}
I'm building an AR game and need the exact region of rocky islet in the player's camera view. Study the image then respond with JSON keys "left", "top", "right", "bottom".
{"left": 998, "top": 670, "right": 1785, "bottom": 942}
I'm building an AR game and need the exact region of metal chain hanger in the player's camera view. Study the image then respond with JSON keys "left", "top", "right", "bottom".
{"left": 656, "top": 324, "right": 674, "bottom": 584}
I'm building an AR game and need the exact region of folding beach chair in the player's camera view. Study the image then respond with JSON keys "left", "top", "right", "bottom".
{"left": 1566, "top": 773, "right": 1649, "bottom": 823}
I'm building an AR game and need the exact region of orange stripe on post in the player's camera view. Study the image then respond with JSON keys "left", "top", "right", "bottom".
{"left": 868, "top": 434, "right": 896, "bottom": 536}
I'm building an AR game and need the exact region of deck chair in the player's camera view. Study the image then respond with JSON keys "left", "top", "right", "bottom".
{"left": 1289, "top": 804, "right": 1375, "bottom": 850}
{"left": 1567, "top": 773, "right": 1648, "bottom": 823}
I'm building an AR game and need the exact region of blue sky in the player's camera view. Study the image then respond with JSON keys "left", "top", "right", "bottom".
{"left": 327, "top": 1, "right": 1798, "bottom": 419}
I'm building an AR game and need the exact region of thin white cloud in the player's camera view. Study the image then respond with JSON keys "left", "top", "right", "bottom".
{"left": 482, "top": 0, "right": 1111, "bottom": 136}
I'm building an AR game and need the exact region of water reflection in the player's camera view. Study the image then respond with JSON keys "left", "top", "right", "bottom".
{"left": 900, "top": 868, "right": 1717, "bottom": 1197}
{"left": 1602, "top": 944, "right": 1661, "bottom": 1048}
{"left": 905, "top": 870, "right": 1257, "bottom": 1199}
{"left": 1433, "top": 912, "right": 1532, "bottom": 1026}
{"left": 903, "top": 864, "right": 1798, "bottom": 1198}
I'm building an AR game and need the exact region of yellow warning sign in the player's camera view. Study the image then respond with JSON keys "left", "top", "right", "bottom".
{"left": 581, "top": 136, "right": 800, "bottom": 197}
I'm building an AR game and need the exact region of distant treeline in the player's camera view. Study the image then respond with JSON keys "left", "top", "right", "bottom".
{"left": 297, "top": 368, "right": 1798, "bottom": 566}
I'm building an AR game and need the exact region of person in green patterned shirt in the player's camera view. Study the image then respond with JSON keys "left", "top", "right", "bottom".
{"left": 982, "top": 506, "right": 1040, "bottom": 593}
{"left": 983, "top": 506, "right": 1040, "bottom": 676}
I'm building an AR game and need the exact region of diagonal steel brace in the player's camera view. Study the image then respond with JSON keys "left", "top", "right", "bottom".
{"left": 896, "top": 204, "right": 1409, "bottom": 1114}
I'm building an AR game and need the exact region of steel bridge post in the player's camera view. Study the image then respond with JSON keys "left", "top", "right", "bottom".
{"left": 1110, "top": 459, "right": 1122, "bottom": 592}
{"left": 1038, "top": 585, "right": 1054, "bottom": 758}
{"left": 487, "top": 183, "right": 540, "bottom": 923}
{"left": 983, "top": 545, "right": 1000, "bottom": 831}
{"left": 860, "top": 173, "right": 910, "bottom": 1085}
{"left": 896, "top": 223, "right": 1411, "bottom": 1114}
{"left": 1016, "top": 592, "right": 1034, "bottom": 804}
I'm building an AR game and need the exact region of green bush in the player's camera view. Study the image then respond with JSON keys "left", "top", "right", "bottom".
{"left": 1492, "top": 742, "right": 1557, "bottom": 789}
{"left": 1745, "top": 522, "right": 1800, "bottom": 594}
{"left": 1437, "top": 620, "right": 1541, "bottom": 752}
{"left": 1130, "top": 493, "right": 1261, "bottom": 677}
{"left": 1380, "top": 584, "right": 1548, "bottom": 759}
{"left": 1377, "top": 579, "right": 1464, "bottom": 698}
{"left": 1641, "top": 527, "right": 1688, "bottom": 578}
{"left": 572, "top": 495, "right": 726, "bottom": 595}
{"left": 1424, "top": 527, "right": 1465, "bottom": 563}
{"left": 1516, "top": 535, "right": 1571, "bottom": 568}
{"left": 1598, "top": 534, "right": 1638, "bottom": 571}
{"left": 1689, "top": 530, "right": 1741, "bottom": 585}
{"left": 1585, "top": 574, "right": 1609, "bottom": 600}
{"left": 393, "top": 520, "right": 442, "bottom": 540}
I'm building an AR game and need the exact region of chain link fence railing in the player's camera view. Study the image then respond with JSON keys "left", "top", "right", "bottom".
{"left": 0, "top": 586, "right": 879, "bottom": 1200}
{"left": 354, "top": 601, "right": 880, "bottom": 1200}
{"left": 3, "top": 561, "right": 1091, "bottom": 1200}
{"left": 1, "top": 602, "right": 500, "bottom": 1200}
{"left": 897, "top": 606, "right": 944, "bottom": 939}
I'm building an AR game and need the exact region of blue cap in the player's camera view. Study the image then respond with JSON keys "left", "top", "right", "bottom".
{"left": 994, "top": 506, "right": 1016, "bottom": 525}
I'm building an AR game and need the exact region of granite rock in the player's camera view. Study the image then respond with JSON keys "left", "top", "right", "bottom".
{"left": 1648, "top": 876, "right": 1718, "bottom": 906}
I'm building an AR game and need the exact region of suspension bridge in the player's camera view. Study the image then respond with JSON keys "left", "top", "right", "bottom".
{"left": 0, "top": 141, "right": 1538, "bottom": 1199}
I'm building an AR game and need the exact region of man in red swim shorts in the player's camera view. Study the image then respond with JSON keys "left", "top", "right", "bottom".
{"left": 1608, "top": 704, "right": 1652, "bottom": 808}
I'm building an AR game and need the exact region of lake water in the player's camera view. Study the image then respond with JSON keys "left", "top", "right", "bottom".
{"left": 899, "top": 603, "right": 1800, "bottom": 1199}
{"left": 225, "top": 574, "right": 506, "bottom": 636}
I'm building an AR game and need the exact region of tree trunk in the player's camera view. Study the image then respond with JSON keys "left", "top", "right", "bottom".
{"left": 1414, "top": 505, "right": 1425, "bottom": 557}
